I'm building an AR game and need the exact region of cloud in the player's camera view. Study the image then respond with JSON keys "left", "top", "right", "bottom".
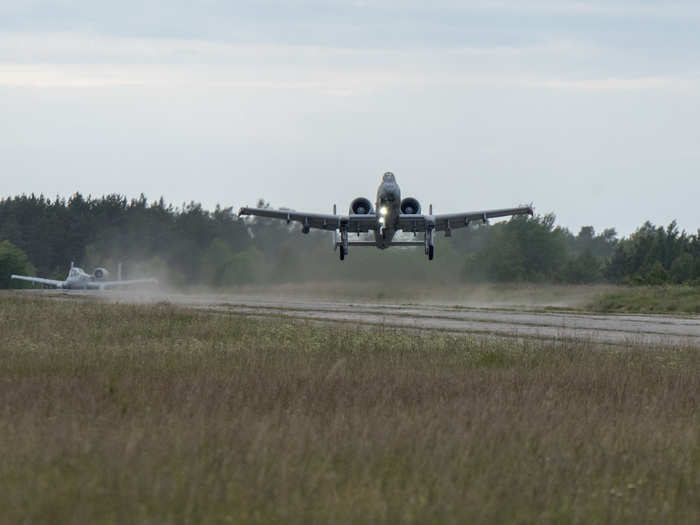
{"left": 3, "top": 1, "right": 700, "bottom": 52}
{"left": 0, "top": 33, "right": 696, "bottom": 94}
{"left": 522, "top": 76, "right": 696, "bottom": 92}
{"left": 475, "top": 0, "right": 700, "bottom": 16}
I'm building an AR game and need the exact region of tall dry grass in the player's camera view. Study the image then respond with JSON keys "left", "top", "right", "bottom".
{"left": 0, "top": 294, "right": 698, "bottom": 524}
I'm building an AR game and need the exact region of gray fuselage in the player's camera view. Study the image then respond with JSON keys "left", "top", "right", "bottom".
{"left": 62, "top": 267, "right": 97, "bottom": 289}
{"left": 374, "top": 172, "right": 401, "bottom": 249}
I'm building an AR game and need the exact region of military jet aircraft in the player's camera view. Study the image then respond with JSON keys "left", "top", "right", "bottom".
{"left": 239, "top": 171, "right": 534, "bottom": 260}
{"left": 11, "top": 262, "right": 157, "bottom": 290}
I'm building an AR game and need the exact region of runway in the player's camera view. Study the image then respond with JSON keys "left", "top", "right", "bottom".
{"left": 19, "top": 290, "right": 700, "bottom": 347}
{"left": 166, "top": 294, "right": 700, "bottom": 347}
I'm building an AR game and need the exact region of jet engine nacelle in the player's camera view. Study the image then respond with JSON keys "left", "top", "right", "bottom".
{"left": 94, "top": 268, "right": 110, "bottom": 280}
{"left": 400, "top": 197, "right": 422, "bottom": 215}
{"left": 350, "top": 197, "right": 374, "bottom": 215}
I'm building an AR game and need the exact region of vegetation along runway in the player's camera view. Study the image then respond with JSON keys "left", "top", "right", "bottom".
{"left": 1, "top": 292, "right": 698, "bottom": 523}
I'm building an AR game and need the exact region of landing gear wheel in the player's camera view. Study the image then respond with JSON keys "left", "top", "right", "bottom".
{"left": 428, "top": 245, "right": 434, "bottom": 261}
{"left": 339, "top": 246, "right": 345, "bottom": 261}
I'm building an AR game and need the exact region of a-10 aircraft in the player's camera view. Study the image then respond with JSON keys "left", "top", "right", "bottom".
{"left": 11, "top": 263, "right": 158, "bottom": 290}
{"left": 239, "top": 172, "right": 533, "bottom": 260}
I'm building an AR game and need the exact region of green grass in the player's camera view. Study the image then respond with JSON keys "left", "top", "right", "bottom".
{"left": 590, "top": 285, "right": 700, "bottom": 314}
{"left": 0, "top": 294, "right": 698, "bottom": 524}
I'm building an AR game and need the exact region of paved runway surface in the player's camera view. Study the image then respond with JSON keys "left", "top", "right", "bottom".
{"left": 167, "top": 294, "right": 700, "bottom": 347}
{"left": 24, "top": 291, "right": 700, "bottom": 347}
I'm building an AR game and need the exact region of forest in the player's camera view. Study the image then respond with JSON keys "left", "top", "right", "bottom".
{"left": 1, "top": 193, "right": 698, "bottom": 288}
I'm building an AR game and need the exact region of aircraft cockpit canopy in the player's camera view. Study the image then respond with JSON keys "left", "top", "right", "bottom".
{"left": 69, "top": 267, "right": 87, "bottom": 278}
{"left": 383, "top": 172, "right": 396, "bottom": 182}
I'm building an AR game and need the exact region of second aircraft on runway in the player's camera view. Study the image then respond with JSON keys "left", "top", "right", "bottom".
{"left": 239, "top": 172, "right": 533, "bottom": 260}
{"left": 11, "top": 262, "right": 157, "bottom": 290}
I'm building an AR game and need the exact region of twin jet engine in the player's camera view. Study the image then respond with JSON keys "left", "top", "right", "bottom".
{"left": 400, "top": 197, "right": 421, "bottom": 215}
{"left": 350, "top": 197, "right": 421, "bottom": 215}
{"left": 350, "top": 197, "right": 373, "bottom": 215}
{"left": 93, "top": 267, "right": 110, "bottom": 280}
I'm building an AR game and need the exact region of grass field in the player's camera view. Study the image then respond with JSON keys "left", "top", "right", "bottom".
{"left": 0, "top": 294, "right": 698, "bottom": 524}
{"left": 589, "top": 285, "right": 700, "bottom": 315}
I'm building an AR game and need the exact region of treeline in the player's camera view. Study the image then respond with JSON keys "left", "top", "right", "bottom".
{"left": 0, "top": 194, "right": 252, "bottom": 285}
{"left": 1, "top": 193, "right": 698, "bottom": 287}
{"left": 458, "top": 215, "right": 699, "bottom": 285}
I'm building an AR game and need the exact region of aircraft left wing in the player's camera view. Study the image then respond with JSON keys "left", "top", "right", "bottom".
{"left": 10, "top": 275, "right": 64, "bottom": 288}
{"left": 238, "top": 207, "right": 378, "bottom": 232}
{"left": 397, "top": 205, "right": 534, "bottom": 233}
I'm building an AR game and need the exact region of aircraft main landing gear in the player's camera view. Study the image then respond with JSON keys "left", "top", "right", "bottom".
{"left": 338, "top": 228, "right": 348, "bottom": 261}
{"left": 425, "top": 226, "right": 435, "bottom": 261}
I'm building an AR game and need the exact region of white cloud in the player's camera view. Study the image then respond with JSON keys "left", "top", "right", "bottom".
{"left": 475, "top": 0, "right": 700, "bottom": 16}
{"left": 2, "top": 63, "right": 694, "bottom": 95}
{"left": 2, "top": 32, "right": 697, "bottom": 94}
{"left": 522, "top": 76, "right": 696, "bottom": 92}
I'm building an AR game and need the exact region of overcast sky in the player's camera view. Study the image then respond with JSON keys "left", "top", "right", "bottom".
{"left": 2, "top": 1, "right": 698, "bottom": 235}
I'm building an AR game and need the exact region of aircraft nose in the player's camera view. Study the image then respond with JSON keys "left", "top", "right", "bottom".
{"left": 381, "top": 186, "right": 399, "bottom": 202}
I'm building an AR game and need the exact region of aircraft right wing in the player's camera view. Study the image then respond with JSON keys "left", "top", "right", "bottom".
{"left": 94, "top": 278, "right": 159, "bottom": 289}
{"left": 238, "top": 207, "right": 378, "bottom": 233}
{"left": 432, "top": 205, "right": 534, "bottom": 231}
{"left": 10, "top": 275, "right": 64, "bottom": 288}
{"left": 398, "top": 205, "right": 534, "bottom": 233}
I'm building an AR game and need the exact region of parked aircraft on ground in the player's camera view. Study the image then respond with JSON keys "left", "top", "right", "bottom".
{"left": 239, "top": 172, "right": 533, "bottom": 260}
{"left": 11, "top": 263, "right": 157, "bottom": 290}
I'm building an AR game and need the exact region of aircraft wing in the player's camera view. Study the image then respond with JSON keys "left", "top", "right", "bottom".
{"left": 238, "top": 207, "right": 378, "bottom": 232}
{"left": 398, "top": 205, "right": 534, "bottom": 232}
{"left": 10, "top": 275, "right": 64, "bottom": 288}
{"left": 92, "top": 278, "right": 158, "bottom": 289}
